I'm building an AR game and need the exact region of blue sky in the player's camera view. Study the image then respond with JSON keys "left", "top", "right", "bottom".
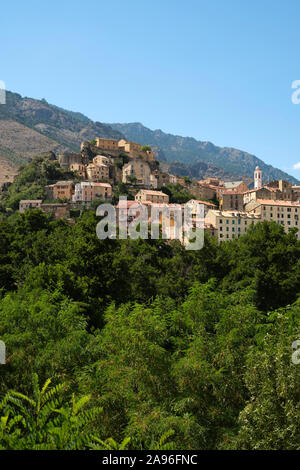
{"left": 1, "top": 0, "right": 300, "bottom": 177}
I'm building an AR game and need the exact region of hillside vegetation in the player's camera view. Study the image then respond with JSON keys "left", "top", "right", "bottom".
{"left": 0, "top": 91, "right": 124, "bottom": 171}
{"left": 0, "top": 152, "right": 75, "bottom": 210}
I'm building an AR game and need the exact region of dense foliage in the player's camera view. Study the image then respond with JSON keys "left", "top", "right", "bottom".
{"left": 162, "top": 183, "right": 197, "bottom": 204}
{"left": 1, "top": 154, "right": 75, "bottom": 211}
{"left": 0, "top": 208, "right": 299, "bottom": 449}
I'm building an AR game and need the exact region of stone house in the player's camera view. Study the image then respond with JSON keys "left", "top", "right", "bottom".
{"left": 219, "top": 191, "right": 244, "bottom": 211}
{"left": 72, "top": 182, "right": 112, "bottom": 203}
{"left": 135, "top": 189, "right": 169, "bottom": 204}
{"left": 243, "top": 187, "right": 279, "bottom": 205}
{"left": 245, "top": 199, "right": 300, "bottom": 237}
{"left": 95, "top": 138, "right": 119, "bottom": 152}
{"left": 118, "top": 139, "right": 155, "bottom": 162}
{"left": 70, "top": 163, "right": 86, "bottom": 178}
{"left": 48, "top": 181, "right": 75, "bottom": 201}
{"left": 223, "top": 181, "right": 249, "bottom": 192}
{"left": 122, "top": 159, "right": 151, "bottom": 186}
{"left": 86, "top": 163, "right": 110, "bottom": 181}
{"left": 19, "top": 200, "right": 42, "bottom": 212}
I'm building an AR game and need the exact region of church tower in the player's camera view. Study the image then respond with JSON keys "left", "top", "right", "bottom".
{"left": 254, "top": 166, "right": 262, "bottom": 189}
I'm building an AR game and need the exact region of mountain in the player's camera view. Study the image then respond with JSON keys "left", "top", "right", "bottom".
{"left": 0, "top": 91, "right": 124, "bottom": 182}
{"left": 0, "top": 91, "right": 298, "bottom": 186}
{"left": 165, "top": 161, "right": 253, "bottom": 185}
{"left": 109, "top": 122, "right": 299, "bottom": 185}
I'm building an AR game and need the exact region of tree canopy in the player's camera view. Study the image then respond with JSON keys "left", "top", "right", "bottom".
{"left": 0, "top": 207, "right": 299, "bottom": 449}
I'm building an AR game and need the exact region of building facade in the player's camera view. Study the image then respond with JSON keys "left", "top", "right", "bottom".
{"left": 245, "top": 199, "right": 300, "bottom": 237}
{"left": 122, "top": 159, "right": 151, "bottom": 186}
{"left": 70, "top": 163, "right": 86, "bottom": 178}
{"left": 19, "top": 200, "right": 42, "bottom": 212}
{"left": 95, "top": 138, "right": 119, "bottom": 151}
{"left": 86, "top": 163, "right": 110, "bottom": 181}
{"left": 72, "top": 182, "right": 112, "bottom": 203}
{"left": 45, "top": 181, "right": 74, "bottom": 201}
{"left": 135, "top": 189, "right": 169, "bottom": 204}
{"left": 205, "top": 209, "right": 261, "bottom": 242}
{"left": 219, "top": 191, "right": 244, "bottom": 211}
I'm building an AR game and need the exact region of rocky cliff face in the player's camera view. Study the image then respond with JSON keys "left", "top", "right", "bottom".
{"left": 0, "top": 91, "right": 125, "bottom": 179}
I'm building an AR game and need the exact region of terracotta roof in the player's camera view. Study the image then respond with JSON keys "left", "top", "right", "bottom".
{"left": 224, "top": 181, "right": 244, "bottom": 189}
{"left": 138, "top": 190, "right": 168, "bottom": 196}
{"left": 256, "top": 199, "right": 300, "bottom": 206}
{"left": 79, "top": 182, "right": 111, "bottom": 188}
{"left": 220, "top": 190, "right": 244, "bottom": 195}
{"left": 207, "top": 209, "right": 261, "bottom": 219}
{"left": 93, "top": 183, "right": 111, "bottom": 188}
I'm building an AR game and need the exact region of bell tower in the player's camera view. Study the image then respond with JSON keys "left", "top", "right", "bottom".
{"left": 254, "top": 166, "right": 262, "bottom": 189}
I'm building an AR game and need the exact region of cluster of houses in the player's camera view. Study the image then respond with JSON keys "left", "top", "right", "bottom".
{"left": 201, "top": 167, "right": 300, "bottom": 241}
{"left": 18, "top": 137, "right": 300, "bottom": 242}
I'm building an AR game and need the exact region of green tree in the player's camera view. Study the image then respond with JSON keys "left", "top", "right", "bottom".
{"left": 234, "top": 299, "right": 300, "bottom": 449}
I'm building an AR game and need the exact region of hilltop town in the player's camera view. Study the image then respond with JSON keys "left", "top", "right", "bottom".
{"left": 4, "top": 136, "right": 300, "bottom": 243}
